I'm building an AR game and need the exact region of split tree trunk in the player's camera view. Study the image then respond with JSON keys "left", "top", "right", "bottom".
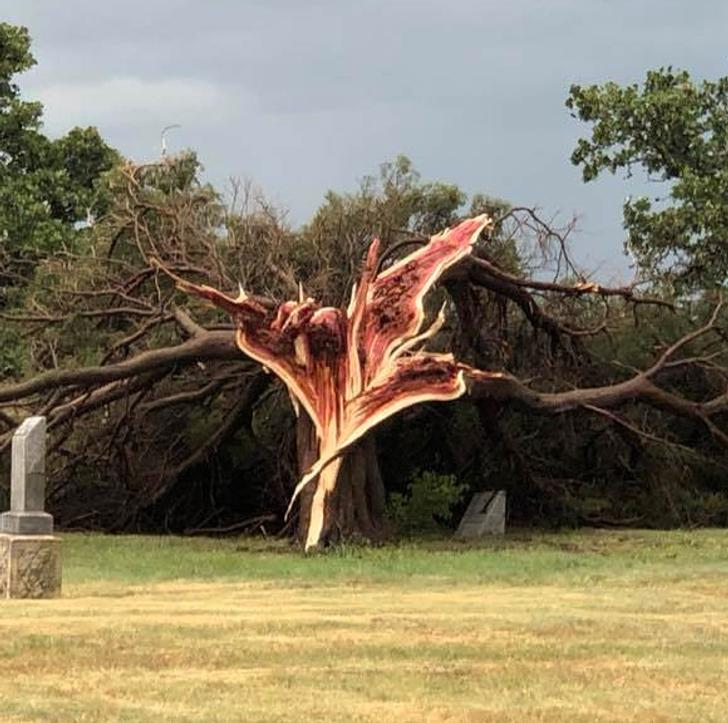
{"left": 295, "top": 412, "right": 389, "bottom": 547}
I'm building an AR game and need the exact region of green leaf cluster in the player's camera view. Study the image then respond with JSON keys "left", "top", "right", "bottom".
{"left": 387, "top": 470, "right": 466, "bottom": 534}
{"left": 0, "top": 23, "right": 119, "bottom": 298}
{"left": 568, "top": 68, "right": 728, "bottom": 289}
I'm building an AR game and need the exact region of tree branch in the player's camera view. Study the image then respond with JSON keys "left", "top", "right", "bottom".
{"left": 0, "top": 331, "right": 241, "bottom": 403}
{"left": 466, "top": 369, "right": 728, "bottom": 446}
{"left": 466, "top": 255, "right": 674, "bottom": 309}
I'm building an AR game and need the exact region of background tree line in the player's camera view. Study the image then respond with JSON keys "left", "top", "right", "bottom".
{"left": 1, "top": 22, "right": 727, "bottom": 536}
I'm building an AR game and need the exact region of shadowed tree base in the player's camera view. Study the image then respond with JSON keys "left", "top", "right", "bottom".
{"left": 296, "top": 412, "right": 388, "bottom": 548}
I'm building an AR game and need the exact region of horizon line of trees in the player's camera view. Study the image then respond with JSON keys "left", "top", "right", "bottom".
{"left": 2, "top": 22, "right": 728, "bottom": 538}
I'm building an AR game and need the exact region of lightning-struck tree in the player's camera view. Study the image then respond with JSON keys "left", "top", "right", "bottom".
{"left": 164, "top": 217, "right": 498, "bottom": 549}
{"left": 2, "top": 154, "right": 726, "bottom": 547}
{"left": 3, "top": 24, "right": 727, "bottom": 542}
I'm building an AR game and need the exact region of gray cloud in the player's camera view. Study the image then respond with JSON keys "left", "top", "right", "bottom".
{"left": 5, "top": 0, "right": 728, "bottom": 279}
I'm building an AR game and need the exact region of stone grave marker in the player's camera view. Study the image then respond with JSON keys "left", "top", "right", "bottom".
{"left": 455, "top": 490, "right": 506, "bottom": 538}
{"left": 0, "top": 417, "right": 61, "bottom": 598}
{"left": 2, "top": 416, "right": 53, "bottom": 535}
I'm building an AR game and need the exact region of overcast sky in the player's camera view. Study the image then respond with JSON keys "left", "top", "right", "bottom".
{"left": 5, "top": 1, "right": 727, "bottom": 280}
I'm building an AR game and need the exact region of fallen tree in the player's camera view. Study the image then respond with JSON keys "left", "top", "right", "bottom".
{"left": 154, "top": 216, "right": 727, "bottom": 548}
{"left": 1, "top": 157, "right": 727, "bottom": 541}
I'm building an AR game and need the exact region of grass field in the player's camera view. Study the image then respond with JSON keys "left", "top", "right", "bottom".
{"left": 0, "top": 530, "right": 727, "bottom": 722}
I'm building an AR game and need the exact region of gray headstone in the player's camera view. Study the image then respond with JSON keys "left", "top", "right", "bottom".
{"left": 0, "top": 417, "right": 53, "bottom": 535}
{"left": 455, "top": 490, "right": 506, "bottom": 538}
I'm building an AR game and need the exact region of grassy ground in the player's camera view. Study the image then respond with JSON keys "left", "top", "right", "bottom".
{"left": 0, "top": 530, "right": 727, "bottom": 722}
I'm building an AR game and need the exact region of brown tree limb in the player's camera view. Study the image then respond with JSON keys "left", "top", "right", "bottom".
{"left": 468, "top": 256, "right": 674, "bottom": 309}
{"left": 450, "top": 268, "right": 598, "bottom": 342}
{"left": 100, "top": 314, "right": 174, "bottom": 364}
{"left": 0, "top": 410, "right": 17, "bottom": 429}
{"left": 0, "top": 331, "right": 241, "bottom": 403}
{"left": 645, "top": 300, "right": 723, "bottom": 376}
{"left": 169, "top": 372, "right": 270, "bottom": 479}
{"left": 173, "top": 307, "right": 206, "bottom": 337}
{"left": 48, "top": 370, "right": 170, "bottom": 430}
{"left": 140, "top": 379, "right": 226, "bottom": 414}
{"left": 0, "top": 307, "right": 163, "bottom": 323}
{"left": 466, "top": 370, "right": 728, "bottom": 447}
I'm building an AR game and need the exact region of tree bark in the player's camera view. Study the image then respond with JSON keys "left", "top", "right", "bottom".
{"left": 0, "top": 329, "right": 241, "bottom": 403}
{"left": 295, "top": 412, "right": 389, "bottom": 547}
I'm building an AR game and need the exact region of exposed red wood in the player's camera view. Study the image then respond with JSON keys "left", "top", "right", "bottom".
{"left": 169, "top": 215, "right": 493, "bottom": 549}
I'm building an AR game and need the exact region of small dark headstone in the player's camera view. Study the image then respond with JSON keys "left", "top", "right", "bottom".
{"left": 455, "top": 490, "right": 506, "bottom": 538}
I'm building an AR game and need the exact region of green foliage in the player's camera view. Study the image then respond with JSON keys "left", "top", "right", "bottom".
{"left": 0, "top": 22, "right": 119, "bottom": 298}
{"left": 315, "top": 155, "right": 466, "bottom": 236}
{"left": 387, "top": 470, "right": 466, "bottom": 534}
{"left": 0, "top": 326, "right": 24, "bottom": 377}
{"left": 300, "top": 154, "right": 513, "bottom": 304}
{"left": 567, "top": 68, "right": 728, "bottom": 289}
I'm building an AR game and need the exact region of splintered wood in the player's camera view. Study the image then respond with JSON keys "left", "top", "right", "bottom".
{"left": 168, "top": 216, "right": 501, "bottom": 549}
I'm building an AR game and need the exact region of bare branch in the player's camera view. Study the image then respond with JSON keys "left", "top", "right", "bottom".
{"left": 0, "top": 331, "right": 240, "bottom": 403}
{"left": 467, "top": 368, "right": 728, "bottom": 447}
{"left": 646, "top": 300, "right": 723, "bottom": 377}
{"left": 468, "top": 256, "right": 674, "bottom": 309}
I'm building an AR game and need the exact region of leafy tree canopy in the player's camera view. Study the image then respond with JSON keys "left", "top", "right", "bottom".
{"left": 0, "top": 22, "right": 119, "bottom": 298}
{"left": 567, "top": 68, "right": 728, "bottom": 290}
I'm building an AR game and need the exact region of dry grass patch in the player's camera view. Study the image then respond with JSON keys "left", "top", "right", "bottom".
{"left": 0, "top": 530, "right": 726, "bottom": 721}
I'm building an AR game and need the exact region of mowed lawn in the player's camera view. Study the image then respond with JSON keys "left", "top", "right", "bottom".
{"left": 0, "top": 531, "right": 727, "bottom": 722}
